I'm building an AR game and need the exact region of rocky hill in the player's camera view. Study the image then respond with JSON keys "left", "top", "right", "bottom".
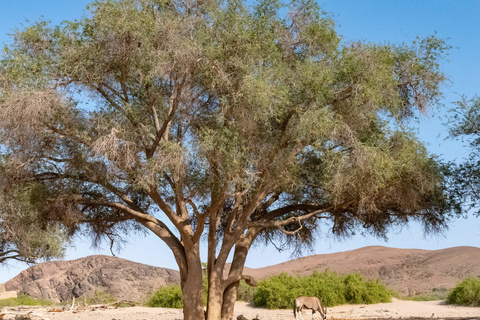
{"left": 1, "top": 255, "right": 179, "bottom": 302}
{"left": 241, "top": 246, "right": 480, "bottom": 296}
{"left": 2, "top": 246, "right": 480, "bottom": 301}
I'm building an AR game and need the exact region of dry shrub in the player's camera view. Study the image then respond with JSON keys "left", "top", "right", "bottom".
{"left": 92, "top": 128, "right": 139, "bottom": 170}
{"left": 0, "top": 90, "right": 65, "bottom": 133}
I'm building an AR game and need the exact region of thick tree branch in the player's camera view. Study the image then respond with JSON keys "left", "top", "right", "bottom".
{"left": 45, "top": 124, "right": 91, "bottom": 146}
{"left": 222, "top": 227, "right": 260, "bottom": 294}
{"left": 151, "top": 103, "right": 162, "bottom": 133}
{"left": 224, "top": 274, "right": 257, "bottom": 290}
{"left": 225, "top": 190, "right": 246, "bottom": 233}
{"left": 0, "top": 250, "right": 36, "bottom": 264}
{"left": 74, "top": 197, "right": 187, "bottom": 277}
{"left": 247, "top": 209, "right": 329, "bottom": 230}
{"left": 147, "top": 187, "right": 187, "bottom": 234}
{"left": 261, "top": 192, "right": 282, "bottom": 211}
{"left": 214, "top": 184, "right": 273, "bottom": 279}
{"left": 95, "top": 84, "right": 149, "bottom": 148}
{"left": 120, "top": 65, "right": 130, "bottom": 103}
{"left": 193, "top": 184, "right": 228, "bottom": 242}
{"left": 261, "top": 203, "right": 328, "bottom": 221}
{"left": 147, "top": 77, "right": 185, "bottom": 158}
{"left": 100, "top": 81, "right": 128, "bottom": 103}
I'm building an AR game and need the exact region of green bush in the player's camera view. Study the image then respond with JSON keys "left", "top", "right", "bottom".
{"left": 0, "top": 294, "right": 52, "bottom": 308}
{"left": 363, "top": 279, "right": 392, "bottom": 304}
{"left": 253, "top": 270, "right": 391, "bottom": 309}
{"left": 254, "top": 273, "right": 303, "bottom": 309}
{"left": 448, "top": 277, "right": 480, "bottom": 306}
{"left": 237, "top": 281, "right": 257, "bottom": 302}
{"left": 85, "top": 291, "right": 116, "bottom": 305}
{"left": 146, "top": 270, "right": 392, "bottom": 309}
{"left": 308, "top": 270, "right": 347, "bottom": 306}
{"left": 147, "top": 285, "right": 184, "bottom": 308}
{"left": 344, "top": 273, "right": 368, "bottom": 304}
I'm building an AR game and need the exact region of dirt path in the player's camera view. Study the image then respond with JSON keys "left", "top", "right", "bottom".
{"left": 1, "top": 299, "right": 479, "bottom": 320}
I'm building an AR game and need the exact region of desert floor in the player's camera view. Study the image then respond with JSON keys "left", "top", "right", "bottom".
{"left": 1, "top": 299, "right": 479, "bottom": 320}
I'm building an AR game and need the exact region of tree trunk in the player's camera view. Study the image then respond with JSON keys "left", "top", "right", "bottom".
{"left": 182, "top": 280, "right": 204, "bottom": 320}
{"left": 206, "top": 267, "right": 239, "bottom": 320}
{"left": 221, "top": 282, "right": 239, "bottom": 320}
{"left": 181, "top": 245, "right": 205, "bottom": 320}
{"left": 206, "top": 273, "right": 223, "bottom": 320}
{"left": 219, "top": 229, "right": 260, "bottom": 320}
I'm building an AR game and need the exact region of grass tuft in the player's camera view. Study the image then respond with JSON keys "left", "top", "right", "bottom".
{"left": 0, "top": 294, "right": 53, "bottom": 308}
{"left": 404, "top": 288, "right": 449, "bottom": 301}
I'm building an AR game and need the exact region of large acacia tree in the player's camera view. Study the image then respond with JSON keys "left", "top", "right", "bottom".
{"left": 0, "top": 0, "right": 453, "bottom": 318}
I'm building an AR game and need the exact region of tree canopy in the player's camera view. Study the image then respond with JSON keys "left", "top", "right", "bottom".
{"left": 448, "top": 96, "right": 480, "bottom": 216}
{"left": 0, "top": 0, "right": 455, "bottom": 318}
{"left": 0, "top": 180, "right": 68, "bottom": 264}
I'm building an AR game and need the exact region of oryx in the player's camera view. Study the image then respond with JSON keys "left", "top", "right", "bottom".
{"left": 293, "top": 296, "right": 327, "bottom": 320}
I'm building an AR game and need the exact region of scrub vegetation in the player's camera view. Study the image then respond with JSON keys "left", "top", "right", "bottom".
{"left": 254, "top": 271, "right": 391, "bottom": 309}
{"left": 447, "top": 277, "right": 480, "bottom": 306}
{"left": 0, "top": 294, "right": 53, "bottom": 308}
{"left": 147, "top": 270, "right": 391, "bottom": 309}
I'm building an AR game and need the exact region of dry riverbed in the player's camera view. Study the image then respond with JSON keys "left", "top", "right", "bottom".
{"left": 1, "top": 299, "right": 479, "bottom": 320}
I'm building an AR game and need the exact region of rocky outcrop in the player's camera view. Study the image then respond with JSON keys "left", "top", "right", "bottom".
{"left": 2, "top": 255, "right": 179, "bottom": 301}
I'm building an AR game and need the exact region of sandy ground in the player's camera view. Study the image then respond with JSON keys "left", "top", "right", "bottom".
{"left": 1, "top": 299, "right": 479, "bottom": 320}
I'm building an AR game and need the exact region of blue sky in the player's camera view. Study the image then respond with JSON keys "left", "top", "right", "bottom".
{"left": 1, "top": 1, "right": 479, "bottom": 283}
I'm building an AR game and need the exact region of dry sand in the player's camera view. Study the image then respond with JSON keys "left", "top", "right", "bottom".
{"left": 1, "top": 299, "right": 479, "bottom": 320}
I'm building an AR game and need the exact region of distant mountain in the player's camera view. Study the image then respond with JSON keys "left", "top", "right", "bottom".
{"left": 1, "top": 255, "right": 180, "bottom": 301}
{"left": 241, "top": 246, "right": 480, "bottom": 296}
{"left": 2, "top": 246, "right": 480, "bottom": 301}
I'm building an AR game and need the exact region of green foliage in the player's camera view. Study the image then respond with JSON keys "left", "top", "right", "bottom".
{"left": 362, "top": 279, "right": 392, "bottom": 304}
{"left": 0, "top": 0, "right": 454, "bottom": 251}
{"left": 147, "top": 285, "right": 184, "bottom": 309}
{"left": 404, "top": 288, "right": 449, "bottom": 301}
{"left": 300, "top": 270, "right": 347, "bottom": 307}
{"left": 0, "top": 294, "right": 53, "bottom": 308}
{"left": 447, "top": 96, "right": 480, "bottom": 216}
{"left": 447, "top": 277, "right": 480, "bottom": 306}
{"left": 254, "top": 273, "right": 302, "bottom": 309}
{"left": 237, "top": 281, "right": 257, "bottom": 302}
{"left": 344, "top": 273, "right": 370, "bottom": 304}
{"left": 0, "top": 184, "right": 69, "bottom": 264}
{"left": 85, "top": 291, "right": 116, "bottom": 305}
{"left": 253, "top": 270, "right": 391, "bottom": 309}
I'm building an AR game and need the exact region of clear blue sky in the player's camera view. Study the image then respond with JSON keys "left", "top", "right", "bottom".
{"left": 1, "top": 1, "right": 479, "bottom": 283}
